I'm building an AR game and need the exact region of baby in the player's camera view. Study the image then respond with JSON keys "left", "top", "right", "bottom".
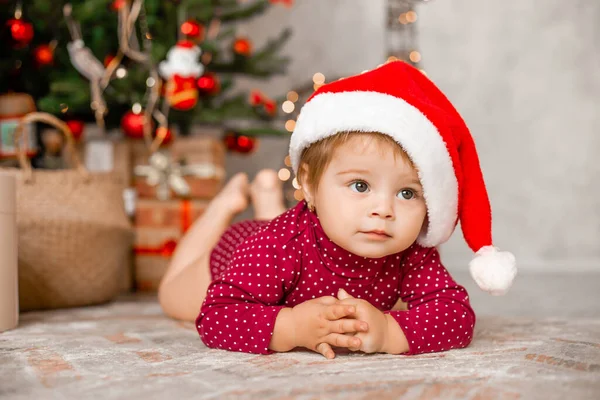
{"left": 158, "top": 61, "right": 517, "bottom": 358}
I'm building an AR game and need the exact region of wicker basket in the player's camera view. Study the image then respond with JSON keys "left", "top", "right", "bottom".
{"left": 2, "top": 113, "right": 133, "bottom": 311}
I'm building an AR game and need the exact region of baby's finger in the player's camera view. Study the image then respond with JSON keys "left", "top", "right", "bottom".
{"left": 316, "top": 342, "right": 335, "bottom": 359}
{"left": 347, "top": 336, "right": 362, "bottom": 352}
{"left": 331, "top": 318, "right": 368, "bottom": 334}
{"left": 323, "top": 333, "right": 362, "bottom": 350}
{"left": 337, "top": 298, "right": 359, "bottom": 306}
{"left": 315, "top": 296, "right": 338, "bottom": 306}
{"left": 325, "top": 304, "right": 355, "bottom": 320}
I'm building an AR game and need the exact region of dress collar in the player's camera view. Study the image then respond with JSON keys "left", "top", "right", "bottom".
{"left": 303, "top": 201, "right": 389, "bottom": 280}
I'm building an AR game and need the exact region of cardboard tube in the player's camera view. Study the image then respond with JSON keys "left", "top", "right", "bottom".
{"left": 0, "top": 172, "right": 18, "bottom": 332}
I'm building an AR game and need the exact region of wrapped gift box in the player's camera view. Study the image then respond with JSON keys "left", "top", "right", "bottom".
{"left": 132, "top": 136, "right": 225, "bottom": 200}
{"left": 0, "top": 95, "right": 38, "bottom": 165}
{"left": 133, "top": 198, "right": 209, "bottom": 291}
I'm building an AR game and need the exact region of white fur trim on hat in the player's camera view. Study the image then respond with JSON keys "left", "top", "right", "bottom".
{"left": 290, "top": 91, "right": 459, "bottom": 247}
{"left": 469, "top": 246, "right": 517, "bottom": 295}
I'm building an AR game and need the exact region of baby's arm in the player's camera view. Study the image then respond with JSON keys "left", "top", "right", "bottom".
{"left": 197, "top": 231, "right": 366, "bottom": 357}
{"left": 196, "top": 231, "right": 291, "bottom": 354}
{"left": 384, "top": 244, "right": 476, "bottom": 355}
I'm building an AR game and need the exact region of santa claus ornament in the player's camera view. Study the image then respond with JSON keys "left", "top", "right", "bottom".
{"left": 159, "top": 40, "right": 204, "bottom": 111}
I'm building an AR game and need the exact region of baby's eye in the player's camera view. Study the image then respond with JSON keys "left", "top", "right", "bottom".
{"left": 397, "top": 189, "right": 415, "bottom": 200}
{"left": 349, "top": 181, "right": 369, "bottom": 193}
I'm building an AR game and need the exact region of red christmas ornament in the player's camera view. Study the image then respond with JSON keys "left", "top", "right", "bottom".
{"left": 236, "top": 135, "right": 257, "bottom": 153}
{"left": 110, "top": 0, "right": 126, "bottom": 11}
{"left": 103, "top": 54, "right": 116, "bottom": 67}
{"left": 154, "top": 126, "right": 173, "bottom": 145}
{"left": 121, "top": 111, "right": 153, "bottom": 139}
{"left": 263, "top": 100, "right": 277, "bottom": 116}
{"left": 249, "top": 90, "right": 263, "bottom": 106}
{"left": 249, "top": 90, "right": 277, "bottom": 116}
{"left": 180, "top": 20, "right": 203, "bottom": 38}
{"left": 223, "top": 132, "right": 238, "bottom": 151}
{"left": 223, "top": 132, "right": 257, "bottom": 154}
{"left": 65, "top": 120, "right": 85, "bottom": 141}
{"left": 7, "top": 18, "right": 34, "bottom": 47}
{"left": 233, "top": 37, "right": 252, "bottom": 56}
{"left": 269, "top": 0, "right": 294, "bottom": 6}
{"left": 33, "top": 44, "right": 54, "bottom": 66}
{"left": 197, "top": 73, "right": 220, "bottom": 96}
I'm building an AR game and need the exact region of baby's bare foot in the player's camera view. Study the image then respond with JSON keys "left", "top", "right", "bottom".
{"left": 160, "top": 173, "right": 248, "bottom": 287}
{"left": 215, "top": 172, "right": 250, "bottom": 215}
{"left": 250, "top": 169, "right": 287, "bottom": 220}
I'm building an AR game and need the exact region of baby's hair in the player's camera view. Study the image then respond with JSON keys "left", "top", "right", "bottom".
{"left": 298, "top": 131, "right": 415, "bottom": 190}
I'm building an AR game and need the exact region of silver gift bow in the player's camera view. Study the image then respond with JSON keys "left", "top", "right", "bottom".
{"left": 134, "top": 152, "right": 224, "bottom": 201}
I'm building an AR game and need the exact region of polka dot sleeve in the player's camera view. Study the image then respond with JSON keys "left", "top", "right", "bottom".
{"left": 196, "top": 229, "right": 294, "bottom": 355}
{"left": 384, "top": 245, "right": 476, "bottom": 355}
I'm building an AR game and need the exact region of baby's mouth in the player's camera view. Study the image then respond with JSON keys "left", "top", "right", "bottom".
{"left": 361, "top": 230, "right": 392, "bottom": 238}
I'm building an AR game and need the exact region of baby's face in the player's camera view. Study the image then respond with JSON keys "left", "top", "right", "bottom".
{"left": 311, "top": 135, "right": 427, "bottom": 258}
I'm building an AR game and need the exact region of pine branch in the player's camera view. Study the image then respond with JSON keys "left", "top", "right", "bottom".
{"left": 252, "top": 27, "right": 292, "bottom": 63}
{"left": 215, "top": 0, "right": 244, "bottom": 7}
{"left": 218, "top": 0, "right": 271, "bottom": 23}
{"left": 194, "top": 94, "right": 255, "bottom": 123}
{"left": 209, "top": 28, "right": 292, "bottom": 77}
{"left": 218, "top": 77, "right": 235, "bottom": 93}
{"left": 209, "top": 58, "right": 290, "bottom": 77}
{"left": 193, "top": 93, "right": 285, "bottom": 128}
{"left": 216, "top": 26, "right": 237, "bottom": 41}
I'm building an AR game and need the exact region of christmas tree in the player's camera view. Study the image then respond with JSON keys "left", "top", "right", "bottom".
{"left": 1, "top": 0, "right": 293, "bottom": 143}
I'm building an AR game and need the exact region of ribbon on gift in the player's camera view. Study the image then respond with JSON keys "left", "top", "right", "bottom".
{"left": 134, "top": 152, "right": 225, "bottom": 201}
{"left": 134, "top": 239, "right": 178, "bottom": 257}
{"left": 134, "top": 199, "right": 193, "bottom": 257}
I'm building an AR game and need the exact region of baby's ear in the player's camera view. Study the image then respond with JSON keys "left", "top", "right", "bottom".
{"left": 297, "top": 162, "right": 309, "bottom": 186}
{"left": 298, "top": 163, "right": 314, "bottom": 202}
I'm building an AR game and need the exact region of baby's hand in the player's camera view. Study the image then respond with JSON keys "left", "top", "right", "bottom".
{"left": 290, "top": 296, "right": 369, "bottom": 359}
{"left": 337, "top": 289, "right": 389, "bottom": 354}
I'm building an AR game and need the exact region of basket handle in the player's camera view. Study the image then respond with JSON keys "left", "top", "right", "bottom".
{"left": 13, "top": 112, "right": 90, "bottom": 182}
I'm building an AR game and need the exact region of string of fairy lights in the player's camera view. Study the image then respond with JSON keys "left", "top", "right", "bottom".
{"left": 277, "top": 0, "right": 428, "bottom": 205}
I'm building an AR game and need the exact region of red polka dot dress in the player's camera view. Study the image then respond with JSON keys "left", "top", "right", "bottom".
{"left": 196, "top": 201, "right": 475, "bottom": 355}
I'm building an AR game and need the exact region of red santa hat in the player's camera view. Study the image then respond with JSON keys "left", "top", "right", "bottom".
{"left": 289, "top": 61, "right": 516, "bottom": 295}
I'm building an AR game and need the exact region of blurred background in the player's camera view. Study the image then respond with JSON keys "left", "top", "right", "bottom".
{"left": 1, "top": 0, "right": 599, "bottom": 303}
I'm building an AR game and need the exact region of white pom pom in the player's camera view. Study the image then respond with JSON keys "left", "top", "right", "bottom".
{"left": 469, "top": 246, "right": 517, "bottom": 296}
